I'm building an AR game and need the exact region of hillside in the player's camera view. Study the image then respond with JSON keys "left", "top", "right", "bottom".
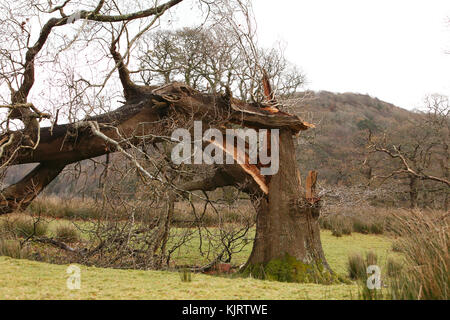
{"left": 295, "top": 91, "right": 414, "bottom": 185}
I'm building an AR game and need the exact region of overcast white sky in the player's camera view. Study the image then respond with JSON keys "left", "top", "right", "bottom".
{"left": 252, "top": 0, "right": 450, "bottom": 110}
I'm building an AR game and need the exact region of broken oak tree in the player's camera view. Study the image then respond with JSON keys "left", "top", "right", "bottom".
{"left": 0, "top": 47, "right": 334, "bottom": 283}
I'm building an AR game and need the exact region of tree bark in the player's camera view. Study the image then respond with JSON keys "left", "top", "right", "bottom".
{"left": 409, "top": 175, "right": 418, "bottom": 208}
{"left": 0, "top": 162, "right": 66, "bottom": 213}
{"left": 243, "top": 130, "right": 333, "bottom": 283}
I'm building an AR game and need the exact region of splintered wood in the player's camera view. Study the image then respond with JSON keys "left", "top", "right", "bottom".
{"left": 306, "top": 170, "right": 320, "bottom": 204}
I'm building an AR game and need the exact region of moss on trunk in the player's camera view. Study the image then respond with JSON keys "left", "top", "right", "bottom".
{"left": 242, "top": 253, "right": 339, "bottom": 284}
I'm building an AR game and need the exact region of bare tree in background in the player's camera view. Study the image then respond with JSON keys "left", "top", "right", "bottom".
{"left": 367, "top": 94, "right": 450, "bottom": 209}
{"left": 136, "top": 27, "right": 305, "bottom": 101}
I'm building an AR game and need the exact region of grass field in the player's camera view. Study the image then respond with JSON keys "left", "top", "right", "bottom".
{"left": 0, "top": 231, "right": 399, "bottom": 300}
{"left": 172, "top": 229, "right": 397, "bottom": 274}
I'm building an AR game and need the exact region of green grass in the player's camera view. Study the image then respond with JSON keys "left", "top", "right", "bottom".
{"left": 0, "top": 256, "right": 357, "bottom": 299}
{"left": 170, "top": 229, "right": 398, "bottom": 274}
{"left": 321, "top": 231, "right": 397, "bottom": 275}
{"left": 0, "top": 230, "right": 398, "bottom": 299}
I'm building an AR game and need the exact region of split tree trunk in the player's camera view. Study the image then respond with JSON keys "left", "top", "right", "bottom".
{"left": 244, "top": 130, "right": 333, "bottom": 283}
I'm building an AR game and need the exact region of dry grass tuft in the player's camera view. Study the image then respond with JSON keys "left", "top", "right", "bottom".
{"left": 387, "top": 210, "right": 449, "bottom": 300}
